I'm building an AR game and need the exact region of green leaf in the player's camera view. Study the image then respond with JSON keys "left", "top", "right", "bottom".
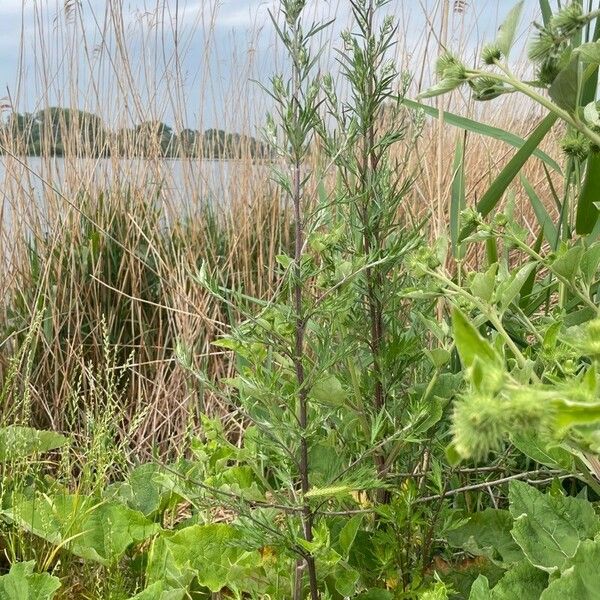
{"left": 451, "top": 307, "right": 500, "bottom": 370}
{"left": 0, "top": 426, "right": 68, "bottom": 462}
{"left": 448, "top": 508, "right": 523, "bottom": 565}
{"left": 511, "top": 432, "right": 574, "bottom": 471}
{"left": 509, "top": 481, "right": 599, "bottom": 572}
{"left": 538, "top": 0, "right": 552, "bottom": 27}
{"left": 540, "top": 539, "right": 600, "bottom": 599}
{"left": 469, "top": 575, "right": 491, "bottom": 600}
{"left": 451, "top": 134, "right": 467, "bottom": 258}
{"left": 471, "top": 263, "right": 498, "bottom": 303}
{"left": 487, "top": 560, "right": 548, "bottom": 599}
{"left": 552, "top": 245, "right": 584, "bottom": 281}
{"left": 520, "top": 175, "right": 558, "bottom": 246}
{"left": 495, "top": 1, "right": 525, "bottom": 57}
{"left": 0, "top": 562, "right": 61, "bottom": 600}
{"left": 549, "top": 58, "right": 579, "bottom": 112}
{"left": 128, "top": 583, "right": 185, "bottom": 600}
{"left": 498, "top": 262, "right": 537, "bottom": 311}
{"left": 146, "top": 524, "right": 260, "bottom": 593}
{"left": 576, "top": 42, "right": 600, "bottom": 64}
{"left": 402, "top": 99, "right": 561, "bottom": 172}
{"left": 5, "top": 494, "right": 160, "bottom": 565}
{"left": 338, "top": 515, "right": 362, "bottom": 557}
{"left": 580, "top": 242, "right": 600, "bottom": 285}
{"left": 576, "top": 152, "right": 600, "bottom": 235}
{"left": 311, "top": 374, "right": 346, "bottom": 406}
{"left": 460, "top": 113, "right": 559, "bottom": 241}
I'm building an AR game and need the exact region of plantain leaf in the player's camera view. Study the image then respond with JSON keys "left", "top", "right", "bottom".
{"left": 0, "top": 562, "right": 61, "bottom": 600}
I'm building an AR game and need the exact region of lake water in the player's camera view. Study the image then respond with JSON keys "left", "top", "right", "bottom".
{"left": 0, "top": 156, "right": 270, "bottom": 223}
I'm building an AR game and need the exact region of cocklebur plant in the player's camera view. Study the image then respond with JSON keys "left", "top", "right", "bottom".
{"left": 422, "top": 1, "right": 600, "bottom": 237}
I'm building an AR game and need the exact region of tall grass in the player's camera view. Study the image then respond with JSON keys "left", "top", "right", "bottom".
{"left": 0, "top": 0, "right": 563, "bottom": 457}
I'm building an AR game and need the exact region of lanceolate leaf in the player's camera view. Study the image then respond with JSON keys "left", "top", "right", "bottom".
{"left": 402, "top": 99, "right": 561, "bottom": 172}
{"left": 520, "top": 174, "right": 558, "bottom": 245}
{"left": 451, "top": 307, "right": 500, "bottom": 370}
{"left": 451, "top": 133, "right": 467, "bottom": 258}
{"left": 496, "top": 1, "right": 525, "bottom": 58}
{"left": 460, "top": 113, "right": 559, "bottom": 241}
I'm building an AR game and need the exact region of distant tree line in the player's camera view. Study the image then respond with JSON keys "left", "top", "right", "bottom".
{"left": 0, "top": 107, "right": 272, "bottom": 159}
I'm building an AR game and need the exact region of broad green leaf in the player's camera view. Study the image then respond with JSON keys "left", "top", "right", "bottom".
{"left": 487, "top": 560, "right": 548, "bottom": 599}
{"left": 338, "top": 515, "right": 362, "bottom": 557}
{"left": 106, "top": 463, "right": 174, "bottom": 517}
{"left": 0, "top": 562, "right": 61, "bottom": 600}
{"left": 511, "top": 432, "right": 574, "bottom": 471}
{"left": 451, "top": 307, "right": 500, "bottom": 370}
{"left": 0, "top": 426, "right": 68, "bottom": 462}
{"left": 402, "top": 99, "right": 560, "bottom": 172}
{"left": 552, "top": 398, "right": 600, "bottom": 430}
{"left": 509, "top": 481, "right": 599, "bottom": 572}
{"left": 447, "top": 508, "right": 523, "bottom": 565}
{"left": 581, "top": 242, "right": 600, "bottom": 285}
{"left": 495, "top": 1, "right": 525, "bottom": 57}
{"left": 552, "top": 245, "right": 584, "bottom": 282}
{"left": 584, "top": 102, "right": 600, "bottom": 129}
{"left": 333, "top": 563, "right": 360, "bottom": 597}
{"left": 146, "top": 524, "right": 260, "bottom": 593}
{"left": 311, "top": 374, "right": 346, "bottom": 406}
{"left": 540, "top": 539, "right": 600, "bottom": 599}
{"left": 576, "top": 42, "right": 600, "bottom": 63}
{"left": 5, "top": 494, "right": 159, "bottom": 565}
{"left": 460, "top": 113, "right": 559, "bottom": 241}
{"left": 470, "top": 263, "right": 498, "bottom": 303}
{"left": 469, "top": 575, "right": 491, "bottom": 599}
{"left": 576, "top": 152, "right": 600, "bottom": 235}
{"left": 128, "top": 582, "right": 185, "bottom": 600}
{"left": 549, "top": 58, "right": 579, "bottom": 111}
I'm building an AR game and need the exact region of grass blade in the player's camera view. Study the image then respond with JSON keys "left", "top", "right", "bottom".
{"left": 459, "top": 112, "right": 559, "bottom": 241}
{"left": 450, "top": 133, "right": 467, "bottom": 258}
{"left": 520, "top": 174, "right": 558, "bottom": 245}
{"left": 403, "top": 98, "right": 561, "bottom": 173}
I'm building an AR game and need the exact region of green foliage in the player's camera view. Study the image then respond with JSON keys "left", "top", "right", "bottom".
{"left": 0, "top": 562, "right": 61, "bottom": 600}
{"left": 0, "top": 426, "right": 68, "bottom": 462}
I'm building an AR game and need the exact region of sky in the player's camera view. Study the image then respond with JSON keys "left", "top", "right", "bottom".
{"left": 0, "top": 0, "right": 544, "bottom": 131}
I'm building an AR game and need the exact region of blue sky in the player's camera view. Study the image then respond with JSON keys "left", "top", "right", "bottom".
{"left": 0, "top": 0, "right": 543, "bottom": 131}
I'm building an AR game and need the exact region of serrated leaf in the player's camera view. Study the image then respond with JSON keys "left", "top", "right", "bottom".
{"left": 128, "top": 582, "right": 185, "bottom": 600}
{"left": 448, "top": 508, "right": 523, "bottom": 565}
{"left": 540, "top": 539, "right": 600, "bottom": 599}
{"left": 511, "top": 432, "right": 574, "bottom": 471}
{"left": 0, "top": 562, "right": 61, "bottom": 600}
{"left": 146, "top": 524, "right": 260, "bottom": 592}
{"left": 5, "top": 494, "right": 159, "bottom": 566}
{"left": 487, "top": 560, "right": 548, "bottom": 599}
{"left": 509, "top": 481, "right": 599, "bottom": 572}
